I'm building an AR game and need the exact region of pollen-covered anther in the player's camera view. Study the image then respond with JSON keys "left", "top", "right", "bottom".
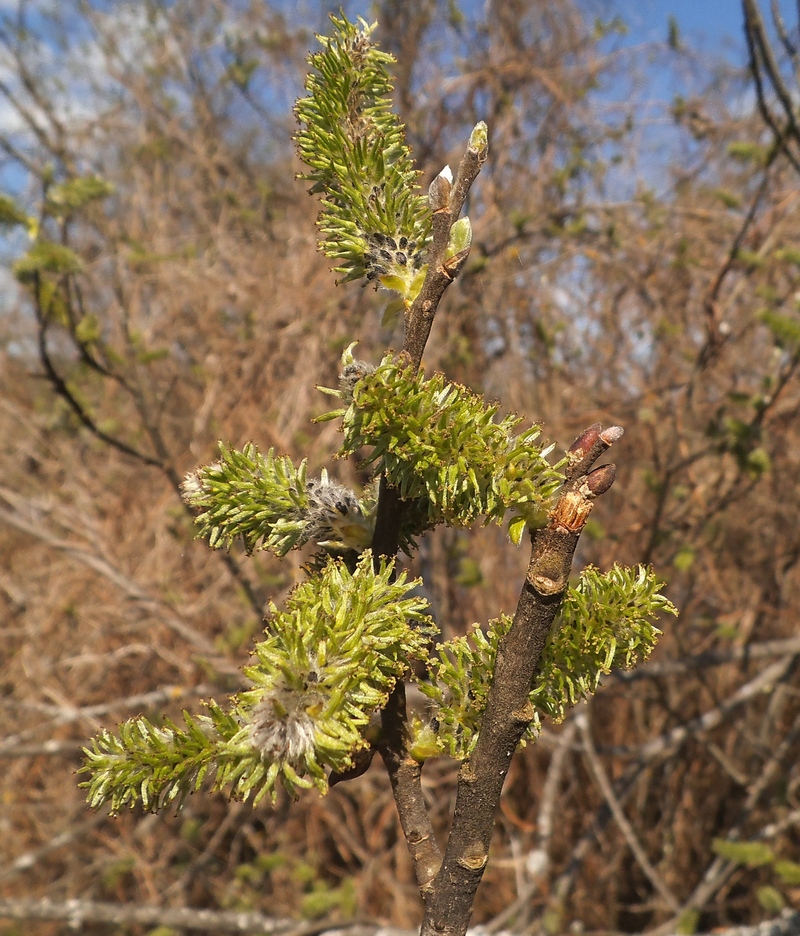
{"left": 180, "top": 471, "right": 204, "bottom": 502}
{"left": 339, "top": 359, "right": 376, "bottom": 400}
{"left": 305, "top": 472, "right": 374, "bottom": 550}
{"left": 180, "top": 462, "right": 219, "bottom": 504}
{"left": 247, "top": 687, "right": 318, "bottom": 766}
{"left": 363, "top": 231, "right": 425, "bottom": 280}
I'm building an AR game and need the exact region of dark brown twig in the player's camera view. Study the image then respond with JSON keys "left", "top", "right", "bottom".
{"left": 743, "top": 0, "right": 800, "bottom": 175}
{"left": 402, "top": 135, "right": 488, "bottom": 370}
{"left": 419, "top": 424, "right": 623, "bottom": 936}
{"left": 372, "top": 129, "right": 489, "bottom": 902}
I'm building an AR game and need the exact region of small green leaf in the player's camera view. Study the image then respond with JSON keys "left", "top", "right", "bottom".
{"left": 138, "top": 348, "right": 170, "bottom": 364}
{"left": 75, "top": 315, "right": 101, "bottom": 345}
{"left": 760, "top": 310, "right": 800, "bottom": 353}
{"left": 673, "top": 545, "right": 695, "bottom": 572}
{"left": 727, "top": 141, "right": 769, "bottom": 165}
{"left": 775, "top": 247, "right": 800, "bottom": 267}
{"left": 225, "top": 59, "right": 258, "bottom": 89}
{"left": 47, "top": 175, "right": 114, "bottom": 214}
{"left": 675, "top": 908, "right": 700, "bottom": 935}
{"left": 0, "top": 193, "right": 29, "bottom": 227}
{"left": 456, "top": 556, "right": 483, "bottom": 588}
{"left": 381, "top": 298, "right": 406, "bottom": 327}
{"left": 774, "top": 860, "right": 800, "bottom": 885}
{"left": 508, "top": 515, "right": 527, "bottom": 546}
{"left": 745, "top": 447, "right": 770, "bottom": 480}
{"left": 713, "top": 189, "right": 741, "bottom": 210}
{"left": 757, "top": 886, "right": 785, "bottom": 913}
{"left": 711, "top": 839, "right": 775, "bottom": 867}
{"left": 13, "top": 241, "right": 84, "bottom": 282}
{"left": 734, "top": 248, "right": 764, "bottom": 268}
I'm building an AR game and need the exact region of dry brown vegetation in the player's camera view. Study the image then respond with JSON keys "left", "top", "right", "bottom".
{"left": 1, "top": 1, "right": 799, "bottom": 934}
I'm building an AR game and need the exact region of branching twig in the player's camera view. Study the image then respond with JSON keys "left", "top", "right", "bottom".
{"left": 635, "top": 655, "right": 796, "bottom": 764}
{"left": 646, "top": 707, "right": 800, "bottom": 936}
{"left": 742, "top": 0, "right": 800, "bottom": 174}
{"left": 611, "top": 635, "right": 800, "bottom": 682}
{"left": 537, "top": 656, "right": 799, "bottom": 925}
{"left": 403, "top": 136, "right": 488, "bottom": 370}
{"left": 0, "top": 814, "right": 107, "bottom": 883}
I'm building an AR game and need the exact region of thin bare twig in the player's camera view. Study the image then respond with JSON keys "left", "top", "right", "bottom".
{"left": 0, "top": 684, "right": 215, "bottom": 754}
{"left": 0, "top": 489, "right": 238, "bottom": 671}
{"left": 646, "top": 708, "right": 800, "bottom": 936}
{"left": 0, "top": 897, "right": 391, "bottom": 936}
{"left": 576, "top": 709, "right": 681, "bottom": 913}
{"left": 0, "top": 814, "right": 108, "bottom": 884}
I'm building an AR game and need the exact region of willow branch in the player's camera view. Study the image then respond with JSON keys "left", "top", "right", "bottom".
{"left": 419, "top": 423, "right": 623, "bottom": 936}
{"left": 374, "top": 129, "right": 488, "bottom": 898}
{"left": 403, "top": 133, "right": 488, "bottom": 370}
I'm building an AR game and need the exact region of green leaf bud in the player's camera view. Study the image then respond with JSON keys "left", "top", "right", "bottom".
{"left": 469, "top": 121, "right": 489, "bottom": 156}
{"left": 446, "top": 217, "right": 473, "bottom": 258}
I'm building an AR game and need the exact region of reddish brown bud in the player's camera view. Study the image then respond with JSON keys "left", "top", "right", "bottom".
{"left": 586, "top": 463, "right": 617, "bottom": 496}
{"left": 569, "top": 423, "right": 602, "bottom": 458}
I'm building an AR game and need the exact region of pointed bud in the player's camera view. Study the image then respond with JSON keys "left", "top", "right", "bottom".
{"left": 446, "top": 217, "right": 472, "bottom": 257}
{"left": 600, "top": 425, "right": 624, "bottom": 445}
{"left": 568, "top": 423, "right": 602, "bottom": 458}
{"left": 586, "top": 463, "right": 617, "bottom": 496}
{"left": 469, "top": 121, "right": 489, "bottom": 156}
{"left": 428, "top": 165, "right": 453, "bottom": 211}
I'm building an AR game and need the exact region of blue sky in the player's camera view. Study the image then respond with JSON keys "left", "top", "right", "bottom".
{"left": 616, "top": 0, "right": 798, "bottom": 56}
{"left": 618, "top": 0, "right": 746, "bottom": 48}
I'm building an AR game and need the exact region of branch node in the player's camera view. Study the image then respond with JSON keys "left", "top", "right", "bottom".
{"left": 456, "top": 849, "right": 488, "bottom": 872}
